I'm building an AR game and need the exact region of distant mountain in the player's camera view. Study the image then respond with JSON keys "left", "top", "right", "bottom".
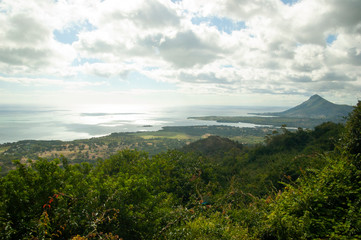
{"left": 264, "top": 94, "right": 353, "bottom": 119}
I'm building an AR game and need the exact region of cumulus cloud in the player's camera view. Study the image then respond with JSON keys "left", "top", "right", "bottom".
{"left": 0, "top": 0, "right": 360, "bottom": 105}
{"left": 292, "top": 44, "right": 325, "bottom": 72}
{"left": 0, "top": 0, "right": 76, "bottom": 75}
{"left": 105, "top": 0, "right": 180, "bottom": 29}
{"left": 158, "top": 30, "right": 224, "bottom": 68}
{"left": 80, "top": 62, "right": 133, "bottom": 79}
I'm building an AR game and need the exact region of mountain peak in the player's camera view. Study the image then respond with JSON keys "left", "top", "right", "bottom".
{"left": 308, "top": 94, "right": 329, "bottom": 102}
{"left": 309, "top": 94, "right": 322, "bottom": 100}
{"left": 267, "top": 94, "right": 353, "bottom": 119}
{"left": 305, "top": 94, "right": 332, "bottom": 106}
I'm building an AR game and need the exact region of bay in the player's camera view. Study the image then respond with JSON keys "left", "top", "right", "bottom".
{"left": 0, "top": 104, "right": 286, "bottom": 144}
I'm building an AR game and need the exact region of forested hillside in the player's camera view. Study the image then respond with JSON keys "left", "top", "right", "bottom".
{"left": 0, "top": 126, "right": 274, "bottom": 175}
{"left": 0, "top": 102, "right": 360, "bottom": 239}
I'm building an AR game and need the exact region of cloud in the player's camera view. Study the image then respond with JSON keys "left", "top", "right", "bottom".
{"left": 180, "top": 0, "right": 281, "bottom": 21}
{"left": 292, "top": 44, "right": 325, "bottom": 72}
{"left": 320, "top": 72, "right": 355, "bottom": 82}
{"left": 124, "top": 0, "right": 180, "bottom": 29}
{"left": 0, "top": 0, "right": 360, "bottom": 106}
{"left": 0, "top": 76, "right": 105, "bottom": 88}
{"left": 80, "top": 62, "right": 133, "bottom": 79}
{"left": 0, "top": 0, "right": 76, "bottom": 74}
{"left": 326, "top": 0, "right": 361, "bottom": 34}
{"left": 158, "top": 30, "right": 223, "bottom": 68}
{"left": 347, "top": 48, "right": 361, "bottom": 66}
{"left": 74, "top": 1, "right": 225, "bottom": 68}
{"left": 5, "top": 14, "right": 50, "bottom": 46}
{"left": 289, "top": 75, "right": 313, "bottom": 83}
{"left": 178, "top": 70, "right": 231, "bottom": 84}
{"left": 94, "top": 0, "right": 181, "bottom": 33}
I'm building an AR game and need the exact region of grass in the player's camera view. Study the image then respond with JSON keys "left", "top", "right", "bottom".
{"left": 135, "top": 130, "right": 265, "bottom": 144}
{"left": 133, "top": 132, "right": 193, "bottom": 140}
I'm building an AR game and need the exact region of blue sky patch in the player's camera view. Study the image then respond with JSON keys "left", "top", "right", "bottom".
{"left": 326, "top": 34, "right": 337, "bottom": 45}
{"left": 54, "top": 28, "right": 79, "bottom": 44}
{"left": 191, "top": 16, "right": 246, "bottom": 34}
{"left": 281, "top": 0, "right": 300, "bottom": 6}
{"left": 54, "top": 20, "right": 96, "bottom": 44}
{"left": 222, "top": 65, "right": 234, "bottom": 68}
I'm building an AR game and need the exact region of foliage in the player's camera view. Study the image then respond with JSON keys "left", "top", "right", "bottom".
{"left": 343, "top": 101, "right": 361, "bottom": 166}
{"left": 1, "top": 102, "right": 361, "bottom": 239}
{"left": 259, "top": 101, "right": 361, "bottom": 239}
{"left": 261, "top": 155, "right": 361, "bottom": 239}
{"left": 0, "top": 149, "right": 222, "bottom": 239}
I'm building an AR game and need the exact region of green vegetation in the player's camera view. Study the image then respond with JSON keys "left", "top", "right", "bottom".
{"left": 1, "top": 102, "right": 360, "bottom": 239}
{"left": 0, "top": 126, "right": 276, "bottom": 175}
{"left": 261, "top": 102, "right": 361, "bottom": 239}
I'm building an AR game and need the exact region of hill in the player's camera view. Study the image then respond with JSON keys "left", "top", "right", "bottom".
{"left": 181, "top": 135, "right": 243, "bottom": 156}
{"left": 180, "top": 121, "right": 345, "bottom": 195}
{"left": 262, "top": 94, "right": 353, "bottom": 119}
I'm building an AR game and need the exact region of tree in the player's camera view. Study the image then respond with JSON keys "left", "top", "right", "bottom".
{"left": 260, "top": 101, "right": 361, "bottom": 239}
{"left": 343, "top": 101, "right": 361, "bottom": 166}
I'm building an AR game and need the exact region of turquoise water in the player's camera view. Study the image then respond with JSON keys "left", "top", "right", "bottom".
{"left": 0, "top": 104, "right": 286, "bottom": 143}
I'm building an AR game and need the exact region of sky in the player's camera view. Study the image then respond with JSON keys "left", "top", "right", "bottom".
{"left": 0, "top": 0, "right": 360, "bottom": 108}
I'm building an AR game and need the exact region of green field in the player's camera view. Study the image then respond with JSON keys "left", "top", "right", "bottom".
{"left": 132, "top": 131, "right": 192, "bottom": 140}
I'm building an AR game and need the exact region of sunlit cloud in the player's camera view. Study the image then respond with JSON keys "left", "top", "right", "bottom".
{"left": 0, "top": 76, "right": 105, "bottom": 88}
{"left": 0, "top": 0, "right": 360, "bottom": 106}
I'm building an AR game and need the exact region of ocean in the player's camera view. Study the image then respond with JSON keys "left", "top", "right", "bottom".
{"left": 0, "top": 104, "right": 287, "bottom": 144}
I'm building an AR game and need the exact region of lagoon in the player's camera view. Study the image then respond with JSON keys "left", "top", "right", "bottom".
{"left": 0, "top": 104, "right": 286, "bottom": 144}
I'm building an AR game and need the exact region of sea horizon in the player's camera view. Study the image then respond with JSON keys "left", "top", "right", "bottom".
{"left": 0, "top": 104, "right": 288, "bottom": 144}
